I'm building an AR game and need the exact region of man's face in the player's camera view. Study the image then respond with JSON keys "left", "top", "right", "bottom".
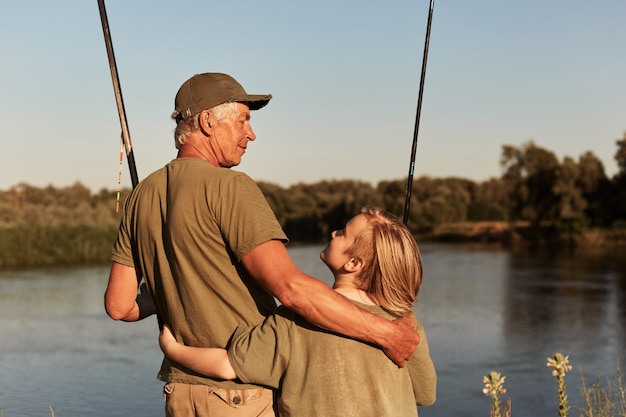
{"left": 210, "top": 103, "right": 256, "bottom": 168}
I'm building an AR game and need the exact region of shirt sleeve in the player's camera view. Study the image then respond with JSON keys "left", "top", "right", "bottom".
{"left": 215, "top": 173, "right": 288, "bottom": 261}
{"left": 407, "top": 313, "right": 437, "bottom": 406}
{"left": 227, "top": 309, "right": 293, "bottom": 388}
{"left": 111, "top": 192, "right": 135, "bottom": 267}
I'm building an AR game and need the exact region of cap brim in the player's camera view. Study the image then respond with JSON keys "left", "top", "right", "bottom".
{"left": 234, "top": 94, "right": 272, "bottom": 110}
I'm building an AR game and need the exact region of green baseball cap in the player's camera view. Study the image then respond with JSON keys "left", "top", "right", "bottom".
{"left": 173, "top": 73, "right": 272, "bottom": 122}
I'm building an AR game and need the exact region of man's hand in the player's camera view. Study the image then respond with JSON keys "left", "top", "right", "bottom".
{"left": 136, "top": 282, "right": 158, "bottom": 320}
{"left": 382, "top": 315, "right": 420, "bottom": 367}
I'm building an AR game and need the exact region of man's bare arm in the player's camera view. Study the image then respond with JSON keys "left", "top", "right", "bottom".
{"left": 104, "top": 262, "right": 157, "bottom": 322}
{"left": 241, "top": 240, "right": 419, "bottom": 366}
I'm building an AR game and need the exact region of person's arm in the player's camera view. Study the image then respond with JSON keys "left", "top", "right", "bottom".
{"left": 104, "top": 261, "right": 157, "bottom": 322}
{"left": 159, "top": 324, "right": 237, "bottom": 380}
{"left": 240, "top": 240, "right": 419, "bottom": 367}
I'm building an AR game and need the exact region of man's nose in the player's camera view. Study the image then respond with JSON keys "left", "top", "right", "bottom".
{"left": 246, "top": 125, "right": 256, "bottom": 141}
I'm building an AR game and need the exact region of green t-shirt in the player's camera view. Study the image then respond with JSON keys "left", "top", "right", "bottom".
{"left": 112, "top": 158, "right": 288, "bottom": 388}
{"left": 228, "top": 303, "right": 437, "bottom": 417}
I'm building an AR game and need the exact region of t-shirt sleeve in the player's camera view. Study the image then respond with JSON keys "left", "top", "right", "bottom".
{"left": 227, "top": 312, "right": 292, "bottom": 388}
{"left": 215, "top": 173, "right": 288, "bottom": 261}
{"left": 407, "top": 313, "right": 437, "bottom": 406}
{"left": 111, "top": 193, "right": 135, "bottom": 267}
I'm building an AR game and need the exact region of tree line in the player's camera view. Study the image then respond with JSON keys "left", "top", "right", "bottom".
{"left": 259, "top": 133, "right": 626, "bottom": 244}
{"left": 1, "top": 134, "right": 625, "bottom": 268}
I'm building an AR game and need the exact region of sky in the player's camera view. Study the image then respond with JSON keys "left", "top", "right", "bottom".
{"left": 0, "top": 0, "right": 624, "bottom": 192}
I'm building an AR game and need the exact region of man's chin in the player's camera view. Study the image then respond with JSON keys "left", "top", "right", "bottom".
{"left": 225, "top": 159, "right": 241, "bottom": 168}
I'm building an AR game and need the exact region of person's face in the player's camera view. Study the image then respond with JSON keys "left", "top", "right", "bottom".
{"left": 320, "top": 214, "right": 369, "bottom": 274}
{"left": 210, "top": 103, "right": 256, "bottom": 168}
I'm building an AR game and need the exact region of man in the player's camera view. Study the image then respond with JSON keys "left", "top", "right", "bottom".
{"left": 104, "top": 72, "right": 419, "bottom": 417}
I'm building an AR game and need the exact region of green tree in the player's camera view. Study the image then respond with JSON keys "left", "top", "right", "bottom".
{"left": 377, "top": 179, "right": 407, "bottom": 220}
{"left": 470, "top": 178, "right": 508, "bottom": 221}
{"left": 575, "top": 151, "right": 610, "bottom": 226}
{"left": 500, "top": 141, "right": 560, "bottom": 228}
{"left": 552, "top": 156, "right": 587, "bottom": 232}
{"left": 609, "top": 131, "right": 626, "bottom": 222}
{"left": 400, "top": 176, "right": 473, "bottom": 232}
{"left": 615, "top": 131, "right": 626, "bottom": 176}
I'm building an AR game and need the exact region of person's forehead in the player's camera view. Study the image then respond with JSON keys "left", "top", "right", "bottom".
{"left": 346, "top": 214, "right": 368, "bottom": 235}
{"left": 234, "top": 102, "right": 251, "bottom": 117}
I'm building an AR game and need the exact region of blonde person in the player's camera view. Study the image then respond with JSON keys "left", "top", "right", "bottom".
{"left": 159, "top": 206, "right": 437, "bottom": 417}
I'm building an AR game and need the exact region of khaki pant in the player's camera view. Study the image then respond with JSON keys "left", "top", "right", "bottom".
{"left": 163, "top": 382, "right": 276, "bottom": 417}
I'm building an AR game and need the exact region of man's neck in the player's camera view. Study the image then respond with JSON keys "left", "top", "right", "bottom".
{"left": 177, "top": 135, "right": 219, "bottom": 167}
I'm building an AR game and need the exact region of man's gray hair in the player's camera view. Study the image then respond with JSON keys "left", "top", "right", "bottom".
{"left": 172, "top": 102, "right": 240, "bottom": 149}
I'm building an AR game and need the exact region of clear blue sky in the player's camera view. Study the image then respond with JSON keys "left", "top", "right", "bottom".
{"left": 1, "top": 0, "right": 624, "bottom": 191}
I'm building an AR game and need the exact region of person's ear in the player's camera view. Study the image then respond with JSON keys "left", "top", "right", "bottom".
{"left": 198, "top": 110, "right": 213, "bottom": 134}
{"left": 344, "top": 257, "right": 364, "bottom": 273}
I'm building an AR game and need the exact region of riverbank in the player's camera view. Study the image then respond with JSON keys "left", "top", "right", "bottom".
{"left": 1, "top": 221, "right": 625, "bottom": 270}
{"left": 427, "top": 221, "right": 626, "bottom": 248}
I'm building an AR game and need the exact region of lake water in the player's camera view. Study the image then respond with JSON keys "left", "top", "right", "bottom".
{"left": 1, "top": 243, "right": 624, "bottom": 417}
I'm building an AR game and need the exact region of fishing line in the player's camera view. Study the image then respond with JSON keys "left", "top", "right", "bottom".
{"left": 116, "top": 136, "right": 123, "bottom": 213}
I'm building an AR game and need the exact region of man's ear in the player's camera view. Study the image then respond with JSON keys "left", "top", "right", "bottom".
{"left": 344, "top": 257, "right": 364, "bottom": 273}
{"left": 198, "top": 109, "right": 213, "bottom": 134}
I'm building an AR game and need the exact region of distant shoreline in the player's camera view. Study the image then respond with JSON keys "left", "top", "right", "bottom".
{"left": 424, "top": 221, "right": 626, "bottom": 248}
{"left": 1, "top": 221, "right": 624, "bottom": 270}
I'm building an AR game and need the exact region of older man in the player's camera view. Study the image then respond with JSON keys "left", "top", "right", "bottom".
{"left": 104, "top": 72, "right": 419, "bottom": 417}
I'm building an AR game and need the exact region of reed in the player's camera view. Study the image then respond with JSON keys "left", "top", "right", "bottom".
{"left": 1, "top": 356, "right": 624, "bottom": 416}
{"left": 578, "top": 360, "right": 626, "bottom": 417}
{"left": 483, "top": 371, "right": 508, "bottom": 417}
{"left": 0, "top": 224, "right": 117, "bottom": 268}
{"left": 547, "top": 353, "right": 573, "bottom": 417}
{"left": 484, "top": 354, "right": 625, "bottom": 417}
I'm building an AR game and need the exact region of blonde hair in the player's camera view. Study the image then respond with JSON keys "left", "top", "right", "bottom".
{"left": 347, "top": 206, "right": 423, "bottom": 318}
{"left": 171, "top": 101, "right": 240, "bottom": 149}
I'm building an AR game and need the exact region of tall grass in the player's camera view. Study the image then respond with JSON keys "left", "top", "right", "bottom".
{"left": 484, "top": 354, "right": 625, "bottom": 417}
{"left": 0, "top": 224, "right": 117, "bottom": 268}
{"left": 1, "top": 354, "right": 624, "bottom": 416}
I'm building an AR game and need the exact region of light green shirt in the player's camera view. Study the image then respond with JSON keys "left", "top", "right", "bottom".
{"left": 228, "top": 303, "right": 437, "bottom": 417}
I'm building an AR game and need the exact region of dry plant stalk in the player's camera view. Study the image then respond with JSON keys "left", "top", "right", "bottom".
{"left": 579, "top": 359, "right": 626, "bottom": 417}
{"left": 547, "top": 352, "right": 573, "bottom": 417}
{"left": 483, "top": 371, "right": 508, "bottom": 417}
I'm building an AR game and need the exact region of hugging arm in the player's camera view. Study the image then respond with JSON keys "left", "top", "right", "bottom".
{"left": 159, "top": 324, "right": 236, "bottom": 380}
{"left": 241, "top": 240, "right": 419, "bottom": 367}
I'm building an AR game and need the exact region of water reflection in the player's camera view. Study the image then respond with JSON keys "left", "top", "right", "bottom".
{"left": 415, "top": 244, "right": 626, "bottom": 417}
{"left": 0, "top": 266, "right": 164, "bottom": 417}
{"left": 503, "top": 248, "right": 626, "bottom": 368}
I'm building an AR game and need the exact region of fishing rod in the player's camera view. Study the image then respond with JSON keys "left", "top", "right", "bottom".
{"left": 97, "top": 0, "right": 139, "bottom": 189}
{"left": 97, "top": 0, "right": 161, "bottom": 327}
{"left": 403, "top": 0, "right": 434, "bottom": 226}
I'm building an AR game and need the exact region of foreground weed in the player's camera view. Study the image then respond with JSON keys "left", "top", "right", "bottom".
{"left": 578, "top": 359, "right": 626, "bottom": 417}
{"left": 483, "top": 370, "right": 508, "bottom": 417}
{"left": 547, "top": 352, "right": 573, "bottom": 417}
